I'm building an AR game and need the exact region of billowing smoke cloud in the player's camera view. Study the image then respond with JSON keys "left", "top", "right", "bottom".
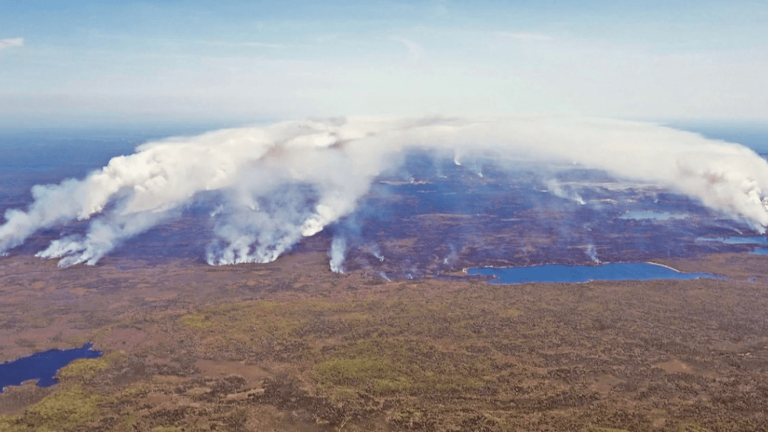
{"left": 2, "top": 115, "right": 768, "bottom": 268}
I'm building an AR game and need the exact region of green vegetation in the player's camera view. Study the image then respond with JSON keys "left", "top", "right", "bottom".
{"left": 0, "top": 387, "right": 100, "bottom": 432}
{"left": 179, "top": 299, "right": 336, "bottom": 339}
{"left": 315, "top": 339, "right": 490, "bottom": 396}
{"left": 179, "top": 295, "right": 502, "bottom": 397}
{"left": 57, "top": 358, "right": 109, "bottom": 380}
{"left": 54, "top": 350, "right": 124, "bottom": 386}
{"left": 316, "top": 356, "right": 414, "bottom": 394}
{"left": 179, "top": 312, "right": 214, "bottom": 329}
{"left": 119, "top": 386, "right": 149, "bottom": 399}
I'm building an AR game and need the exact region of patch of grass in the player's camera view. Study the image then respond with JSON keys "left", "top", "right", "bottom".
{"left": 119, "top": 385, "right": 149, "bottom": 400}
{"left": 390, "top": 408, "right": 423, "bottom": 422}
{"left": 388, "top": 408, "right": 432, "bottom": 429}
{"left": 0, "top": 419, "right": 17, "bottom": 432}
{"left": 114, "top": 413, "right": 139, "bottom": 432}
{"left": 373, "top": 377, "right": 413, "bottom": 394}
{"left": 316, "top": 357, "right": 411, "bottom": 394}
{"left": 0, "top": 387, "right": 101, "bottom": 432}
{"left": 315, "top": 339, "right": 491, "bottom": 396}
{"left": 57, "top": 358, "right": 109, "bottom": 380}
{"left": 179, "top": 313, "right": 213, "bottom": 329}
{"left": 330, "top": 387, "right": 359, "bottom": 404}
{"left": 180, "top": 300, "right": 339, "bottom": 338}
{"left": 57, "top": 350, "right": 124, "bottom": 382}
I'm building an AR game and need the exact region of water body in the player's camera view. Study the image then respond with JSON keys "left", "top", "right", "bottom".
{"left": 620, "top": 211, "right": 688, "bottom": 221}
{"left": 0, "top": 343, "right": 102, "bottom": 392}
{"left": 750, "top": 248, "right": 768, "bottom": 256}
{"left": 696, "top": 236, "right": 768, "bottom": 245}
{"left": 671, "top": 122, "right": 768, "bottom": 154}
{"left": 467, "top": 263, "right": 722, "bottom": 284}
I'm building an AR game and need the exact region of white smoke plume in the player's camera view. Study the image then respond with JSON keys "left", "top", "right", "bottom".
{"left": 363, "top": 244, "right": 385, "bottom": 262}
{"left": 443, "top": 246, "right": 458, "bottom": 265}
{"left": 2, "top": 115, "right": 768, "bottom": 267}
{"left": 329, "top": 237, "right": 347, "bottom": 273}
{"left": 586, "top": 244, "right": 600, "bottom": 263}
{"left": 546, "top": 179, "right": 586, "bottom": 205}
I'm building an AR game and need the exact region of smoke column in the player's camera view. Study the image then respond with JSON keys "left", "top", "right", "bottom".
{"left": 329, "top": 237, "right": 347, "bottom": 273}
{"left": 546, "top": 179, "right": 586, "bottom": 205}
{"left": 2, "top": 115, "right": 768, "bottom": 267}
{"left": 586, "top": 244, "right": 600, "bottom": 263}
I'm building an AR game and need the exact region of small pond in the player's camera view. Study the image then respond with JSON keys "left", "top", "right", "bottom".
{"left": 620, "top": 211, "right": 688, "bottom": 221}
{"left": 467, "top": 263, "right": 722, "bottom": 284}
{"left": 697, "top": 236, "right": 768, "bottom": 256}
{"left": 0, "top": 343, "right": 102, "bottom": 392}
{"left": 696, "top": 236, "right": 768, "bottom": 245}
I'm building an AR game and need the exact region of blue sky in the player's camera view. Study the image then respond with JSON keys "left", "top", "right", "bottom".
{"left": 1, "top": 0, "right": 767, "bottom": 127}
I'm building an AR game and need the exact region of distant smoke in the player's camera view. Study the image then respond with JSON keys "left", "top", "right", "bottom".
{"left": 586, "top": 244, "right": 600, "bottom": 263}
{"left": 546, "top": 179, "right": 585, "bottom": 205}
{"left": 453, "top": 151, "right": 462, "bottom": 166}
{"left": 2, "top": 115, "right": 768, "bottom": 268}
{"left": 443, "top": 245, "right": 458, "bottom": 265}
{"left": 365, "top": 244, "right": 385, "bottom": 262}
{"left": 329, "top": 237, "right": 347, "bottom": 273}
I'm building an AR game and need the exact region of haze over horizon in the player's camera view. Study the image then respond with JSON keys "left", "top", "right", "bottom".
{"left": 1, "top": 0, "right": 768, "bottom": 127}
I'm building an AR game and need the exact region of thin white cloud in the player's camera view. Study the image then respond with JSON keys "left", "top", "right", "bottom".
{"left": 390, "top": 36, "right": 424, "bottom": 60}
{"left": 197, "top": 40, "right": 284, "bottom": 49}
{"left": 0, "top": 38, "right": 24, "bottom": 52}
{"left": 84, "top": 31, "right": 286, "bottom": 50}
{"left": 495, "top": 32, "right": 554, "bottom": 42}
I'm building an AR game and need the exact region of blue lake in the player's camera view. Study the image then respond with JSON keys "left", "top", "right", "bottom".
{"left": 696, "top": 236, "right": 768, "bottom": 245}
{"left": 467, "top": 263, "right": 722, "bottom": 284}
{"left": 620, "top": 211, "right": 688, "bottom": 221}
{"left": 0, "top": 343, "right": 102, "bottom": 392}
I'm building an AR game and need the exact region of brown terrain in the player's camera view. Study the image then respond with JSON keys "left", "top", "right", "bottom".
{"left": 1, "top": 250, "right": 768, "bottom": 432}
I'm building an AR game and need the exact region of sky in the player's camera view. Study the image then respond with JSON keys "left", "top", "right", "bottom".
{"left": 1, "top": 0, "right": 767, "bottom": 127}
